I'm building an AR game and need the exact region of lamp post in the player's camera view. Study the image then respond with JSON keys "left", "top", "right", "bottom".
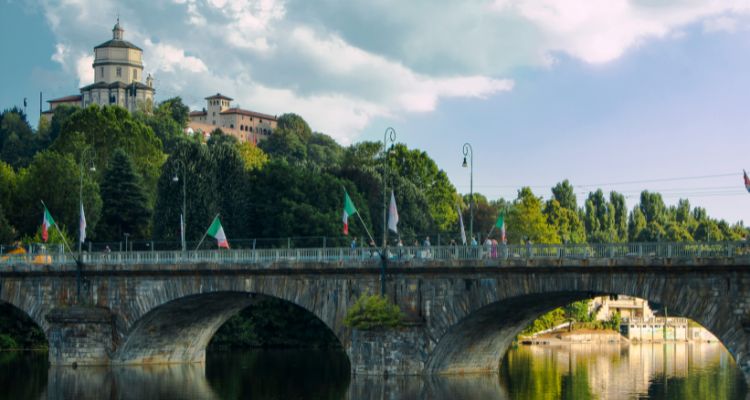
{"left": 78, "top": 148, "right": 96, "bottom": 257}
{"left": 77, "top": 148, "right": 95, "bottom": 304}
{"left": 381, "top": 127, "right": 396, "bottom": 296}
{"left": 462, "top": 143, "right": 474, "bottom": 243}
{"left": 382, "top": 127, "right": 397, "bottom": 248}
{"left": 172, "top": 159, "right": 187, "bottom": 252}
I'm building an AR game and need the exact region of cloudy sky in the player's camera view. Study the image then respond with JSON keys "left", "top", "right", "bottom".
{"left": 2, "top": 0, "right": 750, "bottom": 224}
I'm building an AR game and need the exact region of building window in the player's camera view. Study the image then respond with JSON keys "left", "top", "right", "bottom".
{"left": 117, "top": 67, "right": 122, "bottom": 77}
{"left": 249, "top": 127, "right": 253, "bottom": 132}
{"left": 133, "top": 69, "right": 137, "bottom": 80}
{"left": 100, "top": 67, "right": 104, "bottom": 77}
{"left": 230, "top": 124, "right": 234, "bottom": 129}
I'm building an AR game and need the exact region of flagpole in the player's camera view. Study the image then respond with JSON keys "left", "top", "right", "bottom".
{"left": 195, "top": 213, "right": 220, "bottom": 250}
{"left": 355, "top": 212, "right": 376, "bottom": 246}
{"left": 40, "top": 201, "right": 76, "bottom": 258}
{"left": 487, "top": 225, "right": 496, "bottom": 240}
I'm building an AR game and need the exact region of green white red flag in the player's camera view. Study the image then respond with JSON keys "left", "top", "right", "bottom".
{"left": 342, "top": 191, "right": 358, "bottom": 235}
{"left": 495, "top": 212, "right": 506, "bottom": 243}
{"left": 207, "top": 216, "right": 229, "bottom": 248}
{"left": 42, "top": 206, "right": 56, "bottom": 243}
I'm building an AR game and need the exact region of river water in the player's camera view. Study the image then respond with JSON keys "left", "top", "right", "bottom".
{"left": 2, "top": 342, "right": 745, "bottom": 399}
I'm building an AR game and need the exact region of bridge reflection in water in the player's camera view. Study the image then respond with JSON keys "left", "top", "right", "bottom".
{"left": 27, "top": 343, "right": 745, "bottom": 399}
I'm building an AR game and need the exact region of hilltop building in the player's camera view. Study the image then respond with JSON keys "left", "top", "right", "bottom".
{"left": 187, "top": 94, "right": 277, "bottom": 143}
{"left": 41, "top": 21, "right": 277, "bottom": 144}
{"left": 43, "top": 20, "right": 154, "bottom": 118}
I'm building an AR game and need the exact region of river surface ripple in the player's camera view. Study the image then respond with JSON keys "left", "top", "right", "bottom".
{"left": 2, "top": 342, "right": 745, "bottom": 399}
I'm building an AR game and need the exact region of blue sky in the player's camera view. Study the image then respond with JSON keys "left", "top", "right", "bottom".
{"left": 2, "top": 0, "right": 750, "bottom": 224}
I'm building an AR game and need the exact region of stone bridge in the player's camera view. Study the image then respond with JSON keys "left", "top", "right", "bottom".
{"left": 2, "top": 242, "right": 750, "bottom": 383}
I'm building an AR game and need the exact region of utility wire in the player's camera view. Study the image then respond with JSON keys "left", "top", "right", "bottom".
{"left": 465, "top": 172, "right": 740, "bottom": 189}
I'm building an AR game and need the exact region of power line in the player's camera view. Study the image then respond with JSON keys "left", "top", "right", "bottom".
{"left": 463, "top": 172, "right": 741, "bottom": 190}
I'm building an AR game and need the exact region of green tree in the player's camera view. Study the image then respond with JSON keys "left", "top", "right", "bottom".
{"left": 636, "top": 221, "right": 667, "bottom": 242}
{"left": 583, "top": 190, "right": 615, "bottom": 243}
{"left": 259, "top": 125, "right": 308, "bottom": 164}
{"left": 97, "top": 149, "right": 152, "bottom": 241}
{"left": 12, "top": 151, "right": 101, "bottom": 239}
{"left": 387, "top": 144, "right": 458, "bottom": 233}
{"left": 153, "top": 141, "right": 218, "bottom": 242}
{"left": 51, "top": 105, "right": 165, "bottom": 202}
{"left": 551, "top": 180, "right": 577, "bottom": 210}
{"left": 134, "top": 108, "right": 186, "bottom": 154}
{"left": 0, "top": 204, "right": 15, "bottom": 244}
{"left": 236, "top": 142, "right": 268, "bottom": 171}
{"left": 639, "top": 191, "right": 667, "bottom": 224}
{"left": 545, "top": 199, "right": 586, "bottom": 243}
{"left": 610, "top": 192, "right": 628, "bottom": 241}
{"left": 0, "top": 161, "right": 16, "bottom": 214}
{"left": 344, "top": 293, "right": 404, "bottom": 330}
{"left": 244, "top": 160, "right": 372, "bottom": 245}
{"left": 0, "top": 109, "right": 38, "bottom": 168}
{"left": 208, "top": 141, "right": 247, "bottom": 240}
{"left": 307, "top": 133, "right": 344, "bottom": 169}
{"left": 628, "top": 206, "right": 647, "bottom": 242}
{"left": 157, "top": 97, "right": 190, "bottom": 127}
{"left": 564, "top": 300, "right": 593, "bottom": 323}
{"left": 506, "top": 187, "right": 559, "bottom": 244}
{"left": 665, "top": 221, "right": 693, "bottom": 242}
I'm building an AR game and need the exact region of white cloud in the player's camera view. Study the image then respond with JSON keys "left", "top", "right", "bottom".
{"left": 75, "top": 54, "right": 94, "bottom": 87}
{"left": 36, "top": 0, "right": 750, "bottom": 143}
{"left": 703, "top": 16, "right": 739, "bottom": 33}
{"left": 143, "top": 40, "right": 208, "bottom": 73}
{"left": 491, "top": 0, "right": 750, "bottom": 63}
{"left": 51, "top": 43, "right": 68, "bottom": 65}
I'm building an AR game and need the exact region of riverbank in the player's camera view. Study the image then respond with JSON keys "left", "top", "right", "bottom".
{"left": 520, "top": 328, "right": 624, "bottom": 345}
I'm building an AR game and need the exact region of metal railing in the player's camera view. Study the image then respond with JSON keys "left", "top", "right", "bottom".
{"left": 1, "top": 241, "right": 749, "bottom": 267}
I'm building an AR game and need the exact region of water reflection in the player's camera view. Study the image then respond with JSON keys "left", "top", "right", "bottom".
{"left": 44, "top": 363, "right": 218, "bottom": 400}
{"left": 0, "top": 343, "right": 744, "bottom": 399}
{"left": 500, "top": 343, "right": 746, "bottom": 400}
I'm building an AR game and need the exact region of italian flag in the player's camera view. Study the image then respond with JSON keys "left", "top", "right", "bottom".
{"left": 207, "top": 216, "right": 229, "bottom": 248}
{"left": 342, "top": 191, "right": 358, "bottom": 235}
{"left": 496, "top": 212, "right": 506, "bottom": 243}
{"left": 41, "top": 206, "right": 56, "bottom": 243}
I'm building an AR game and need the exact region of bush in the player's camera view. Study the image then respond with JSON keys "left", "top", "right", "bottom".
{"left": 0, "top": 334, "right": 18, "bottom": 350}
{"left": 344, "top": 293, "right": 404, "bottom": 330}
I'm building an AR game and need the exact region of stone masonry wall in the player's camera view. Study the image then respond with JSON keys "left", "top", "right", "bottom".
{"left": 348, "top": 327, "right": 431, "bottom": 376}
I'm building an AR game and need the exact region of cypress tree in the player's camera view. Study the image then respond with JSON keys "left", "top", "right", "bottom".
{"left": 98, "top": 149, "right": 151, "bottom": 241}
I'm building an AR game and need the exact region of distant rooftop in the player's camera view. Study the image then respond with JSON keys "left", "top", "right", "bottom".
{"left": 205, "top": 93, "right": 233, "bottom": 101}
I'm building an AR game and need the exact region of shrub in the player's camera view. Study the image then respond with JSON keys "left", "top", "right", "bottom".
{"left": 0, "top": 334, "right": 18, "bottom": 350}
{"left": 344, "top": 293, "right": 404, "bottom": 330}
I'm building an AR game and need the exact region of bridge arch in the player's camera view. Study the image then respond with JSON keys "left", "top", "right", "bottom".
{"left": 112, "top": 291, "right": 346, "bottom": 364}
{"left": 0, "top": 280, "right": 51, "bottom": 336}
{"left": 422, "top": 271, "right": 748, "bottom": 377}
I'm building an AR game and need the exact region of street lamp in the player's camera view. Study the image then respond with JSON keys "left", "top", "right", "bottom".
{"left": 382, "top": 127, "right": 397, "bottom": 248}
{"left": 76, "top": 148, "right": 95, "bottom": 304}
{"left": 381, "top": 127, "right": 396, "bottom": 297}
{"left": 78, "top": 147, "right": 96, "bottom": 258}
{"left": 172, "top": 159, "right": 187, "bottom": 251}
{"left": 462, "top": 143, "right": 474, "bottom": 243}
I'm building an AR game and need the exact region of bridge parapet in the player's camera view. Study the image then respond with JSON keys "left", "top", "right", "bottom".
{"left": 1, "top": 241, "right": 749, "bottom": 270}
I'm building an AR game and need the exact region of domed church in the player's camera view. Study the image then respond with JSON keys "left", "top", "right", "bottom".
{"left": 44, "top": 20, "right": 154, "bottom": 116}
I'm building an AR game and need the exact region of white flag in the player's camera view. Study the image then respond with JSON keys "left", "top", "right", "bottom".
{"left": 388, "top": 190, "right": 399, "bottom": 233}
{"left": 457, "top": 205, "right": 466, "bottom": 245}
{"left": 79, "top": 202, "right": 87, "bottom": 243}
{"left": 180, "top": 213, "right": 185, "bottom": 249}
